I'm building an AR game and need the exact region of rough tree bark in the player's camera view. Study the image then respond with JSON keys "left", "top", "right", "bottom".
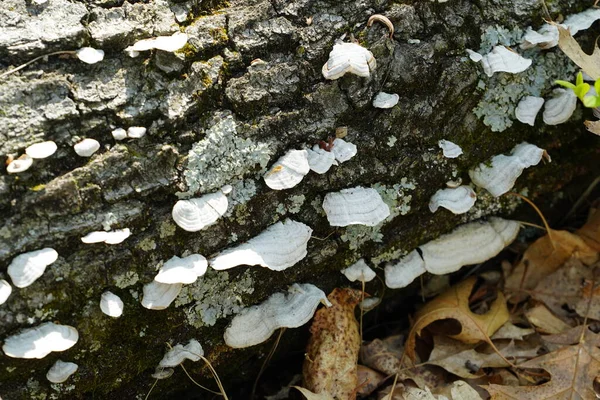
{"left": 1, "top": 0, "right": 599, "bottom": 398}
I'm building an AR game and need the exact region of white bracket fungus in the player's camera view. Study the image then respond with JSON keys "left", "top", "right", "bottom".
{"left": 469, "top": 142, "right": 547, "bottom": 197}
{"left": 543, "top": 88, "right": 577, "bottom": 125}
{"left": 100, "top": 291, "right": 124, "bottom": 318}
{"left": 141, "top": 281, "right": 182, "bottom": 310}
{"left": 385, "top": 250, "right": 427, "bottom": 289}
{"left": 7, "top": 155, "right": 33, "bottom": 174}
{"left": 438, "top": 140, "right": 463, "bottom": 158}
{"left": 223, "top": 283, "right": 331, "bottom": 348}
{"left": 307, "top": 146, "right": 336, "bottom": 174}
{"left": 158, "top": 339, "right": 203, "bottom": 368}
{"left": 322, "top": 42, "right": 376, "bottom": 80}
{"left": 429, "top": 186, "right": 477, "bottom": 214}
{"left": 154, "top": 254, "right": 208, "bottom": 284}
{"left": 75, "top": 47, "right": 105, "bottom": 64}
{"left": 373, "top": 92, "right": 399, "bottom": 109}
{"left": 111, "top": 128, "right": 127, "bottom": 141}
{"left": 73, "top": 138, "right": 100, "bottom": 157}
{"left": 564, "top": 7, "right": 600, "bottom": 36}
{"left": 520, "top": 24, "right": 560, "bottom": 50}
{"left": 210, "top": 219, "right": 313, "bottom": 271}
{"left": 0, "top": 279, "right": 12, "bottom": 305}
{"left": 8, "top": 248, "right": 59, "bottom": 288}
{"left": 323, "top": 187, "right": 390, "bottom": 227}
{"left": 125, "top": 32, "right": 188, "bottom": 56}
{"left": 46, "top": 360, "right": 78, "bottom": 383}
{"left": 515, "top": 96, "right": 545, "bottom": 126}
{"left": 127, "top": 127, "right": 147, "bottom": 139}
{"left": 341, "top": 259, "right": 376, "bottom": 282}
{"left": 25, "top": 141, "right": 57, "bottom": 159}
{"left": 172, "top": 190, "right": 229, "bottom": 232}
{"left": 151, "top": 368, "right": 174, "bottom": 380}
{"left": 479, "top": 46, "right": 532, "bottom": 77}
{"left": 466, "top": 49, "right": 483, "bottom": 62}
{"left": 385, "top": 218, "right": 520, "bottom": 288}
{"left": 331, "top": 138, "right": 357, "bottom": 163}
{"left": 263, "top": 149, "right": 310, "bottom": 190}
{"left": 81, "top": 228, "right": 131, "bottom": 245}
{"left": 2, "top": 322, "right": 79, "bottom": 359}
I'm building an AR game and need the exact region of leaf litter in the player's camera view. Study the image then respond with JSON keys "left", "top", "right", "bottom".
{"left": 288, "top": 197, "right": 600, "bottom": 400}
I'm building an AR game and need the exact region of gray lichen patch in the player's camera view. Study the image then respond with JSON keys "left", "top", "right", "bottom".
{"left": 472, "top": 26, "right": 577, "bottom": 132}
{"left": 176, "top": 269, "right": 254, "bottom": 328}
{"left": 183, "top": 113, "right": 272, "bottom": 195}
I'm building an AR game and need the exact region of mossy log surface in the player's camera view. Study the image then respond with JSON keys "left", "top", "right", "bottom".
{"left": 1, "top": 0, "right": 599, "bottom": 398}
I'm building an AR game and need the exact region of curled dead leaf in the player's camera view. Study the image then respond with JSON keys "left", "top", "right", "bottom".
{"left": 303, "top": 288, "right": 362, "bottom": 400}
{"left": 556, "top": 24, "right": 600, "bottom": 80}
{"left": 404, "top": 277, "right": 509, "bottom": 363}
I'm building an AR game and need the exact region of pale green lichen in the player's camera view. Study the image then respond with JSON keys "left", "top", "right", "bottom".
{"left": 184, "top": 113, "right": 271, "bottom": 195}
{"left": 276, "top": 194, "right": 306, "bottom": 216}
{"left": 176, "top": 269, "right": 254, "bottom": 328}
{"left": 387, "top": 136, "right": 397, "bottom": 147}
{"left": 113, "top": 271, "right": 140, "bottom": 289}
{"left": 159, "top": 219, "right": 176, "bottom": 239}
{"left": 137, "top": 237, "right": 156, "bottom": 251}
{"left": 472, "top": 26, "right": 578, "bottom": 132}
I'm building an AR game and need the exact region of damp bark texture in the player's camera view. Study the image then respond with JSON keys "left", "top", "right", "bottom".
{"left": 1, "top": 0, "right": 599, "bottom": 398}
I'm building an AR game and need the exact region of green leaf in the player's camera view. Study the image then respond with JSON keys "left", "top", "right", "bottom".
{"left": 574, "top": 83, "right": 591, "bottom": 100}
{"left": 576, "top": 71, "right": 584, "bottom": 86}
{"left": 556, "top": 80, "right": 577, "bottom": 89}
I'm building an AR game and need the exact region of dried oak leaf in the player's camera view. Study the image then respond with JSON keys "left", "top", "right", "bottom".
{"left": 361, "top": 335, "right": 404, "bottom": 375}
{"left": 404, "top": 277, "right": 509, "bottom": 362}
{"left": 302, "top": 288, "right": 362, "bottom": 400}
{"left": 584, "top": 120, "right": 600, "bottom": 136}
{"left": 576, "top": 207, "right": 600, "bottom": 252}
{"left": 525, "top": 304, "right": 572, "bottom": 334}
{"left": 557, "top": 24, "right": 600, "bottom": 80}
{"left": 529, "top": 258, "right": 592, "bottom": 319}
{"left": 484, "top": 341, "right": 600, "bottom": 399}
{"left": 505, "top": 229, "right": 597, "bottom": 303}
{"left": 357, "top": 365, "right": 386, "bottom": 396}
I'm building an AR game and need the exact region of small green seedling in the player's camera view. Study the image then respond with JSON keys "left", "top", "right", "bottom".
{"left": 556, "top": 72, "right": 600, "bottom": 108}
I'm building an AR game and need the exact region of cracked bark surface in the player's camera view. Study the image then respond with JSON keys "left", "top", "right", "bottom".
{"left": 1, "top": 0, "right": 599, "bottom": 398}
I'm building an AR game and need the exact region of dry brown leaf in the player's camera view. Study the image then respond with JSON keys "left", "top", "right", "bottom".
{"left": 404, "top": 277, "right": 509, "bottom": 362}
{"left": 448, "top": 380, "right": 484, "bottom": 400}
{"left": 426, "top": 336, "right": 509, "bottom": 379}
{"left": 505, "top": 229, "right": 597, "bottom": 302}
{"left": 556, "top": 24, "right": 600, "bottom": 80}
{"left": 294, "top": 386, "right": 335, "bottom": 400}
{"left": 525, "top": 304, "right": 571, "bottom": 334}
{"left": 484, "top": 341, "right": 600, "bottom": 399}
{"left": 529, "top": 258, "right": 592, "bottom": 319}
{"left": 361, "top": 335, "right": 404, "bottom": 375}
{"left": 357, "top": 365, "right": 386, "bottom": 396}
{"left": 577, "top": 207, "right": 600, "bottom": 252}
{"left": 303, "top": 288, "right": 362, "bottom": 400}
{"left": 584, "top": 120, "right": 600, "bottom": 136}
{"left": 543, "top": 324, "right": 600, "bottom": 348}
{"left": 491, "top": 321, "right": 535, "bottom": 341}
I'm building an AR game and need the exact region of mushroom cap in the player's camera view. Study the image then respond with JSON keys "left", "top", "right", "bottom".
{"left": 74, "top": 138, "right": 100, "bottom": 157}
{"left": 127, "top": 127, "right": 146, "bottom": 138}
{"left": 141, "top": 281, "right": 182, "bottom": 310}
{"left": 46, "top": 360, "right": 78, "bottom": 383}
{"left": 158, "top": 339, "right": 203, "bottom": 367}
{"left": 224, "top": 283, "right": 330, "bottom": 348}
{"left": 154, "top": 254, "right": 208, "bottom": 284}
{"left": 2, "top": 322, "right": 79, "bottom": 359}
{"left": 323, "top": 187, "right": 390, "bottom": 227}
{"left": 100, "top": 291, "right": 124, "bottom": 318}
{"left": 0, "top": 279, "right": 12, "bottom": 305}
{"left": 264, "top": 149, "right": 310, "bottom": 190}
{"left": 8, "top": 248, "right": 59, "bottom": 288}
{"left": 7, "top": 155, "right": 33, "bottom": 174}
{"left": 322, "top": 42, "right": 376, "bottom": 80}
{"left": 438, "top": 140, "right": 463, "bottom": 158}
{"left": 172, "top": 191, "right": 228, "bottom": 232}
{"left": 331, "top": 138, "right": 357, "bottom": 163}
{"left": 76, "top": 47, "right": 105, "bottom": 64}
{"left": 111, "top": 128, "right": 127, "bottom": 140}
{"left": 25, "top": 141, "right": 57, "bottom": 159}
{"left": 429, "top": 186, "right": 477, "bottom": 214}
{"left": 341, "top": 259, "right": 376, "bottom": 282}
{"left": 373, "top": 92, "right": 399, "bottom": 109}
{"left": 210, "top": 219, "right": 313, "bottom": 271}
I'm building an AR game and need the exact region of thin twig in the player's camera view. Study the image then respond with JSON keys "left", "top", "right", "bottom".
{"left": 0, "top": 51, "right": 75, "bottom": 78}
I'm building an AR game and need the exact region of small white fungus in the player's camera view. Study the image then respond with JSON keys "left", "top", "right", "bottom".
{"left": 76, "top": 47, "right": 105, "bottom": 64}
{"left": 25, "top": 141, "right": 57, "bottom": 159}
{"left": 74, "top": 138, "right": 100, "bottom": 157}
